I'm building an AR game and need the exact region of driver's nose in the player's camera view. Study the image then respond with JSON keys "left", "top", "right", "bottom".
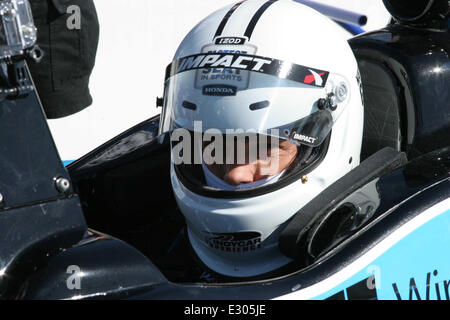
{"left": 223, "top": 164, "right": 256, "bottom": 186}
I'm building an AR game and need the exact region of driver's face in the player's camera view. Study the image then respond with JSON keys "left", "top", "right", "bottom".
{"left": 205, "top": 139, "right": 298, "bottom": 186}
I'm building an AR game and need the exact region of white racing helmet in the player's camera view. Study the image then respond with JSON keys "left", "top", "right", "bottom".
{"left": 159, "top": 0, "right": 364, "bottom": 278}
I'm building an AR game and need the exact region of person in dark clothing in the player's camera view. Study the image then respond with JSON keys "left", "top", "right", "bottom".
{"left": 27, "top": 0, "right": 100, "bottom": 119}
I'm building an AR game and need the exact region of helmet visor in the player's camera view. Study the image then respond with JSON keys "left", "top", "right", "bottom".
{"left": 159, "top": 52, "right": 335, "bottom": 148}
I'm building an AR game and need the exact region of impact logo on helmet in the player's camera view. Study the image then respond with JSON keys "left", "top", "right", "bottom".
{"left": 166, "top": 53, "right": 329, "bottom": 88}
{"left": 176, "top": 53, "right": 272, "bottom": 74}
{"left": 205, "top": 232, "right": 262, "bottom": 253}
{"left": 291, "top": 132, "right": 318, "bottom": 145}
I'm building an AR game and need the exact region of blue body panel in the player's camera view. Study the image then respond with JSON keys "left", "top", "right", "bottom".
{"left": 316, "top": 207, "right": 450, "bottom": 300}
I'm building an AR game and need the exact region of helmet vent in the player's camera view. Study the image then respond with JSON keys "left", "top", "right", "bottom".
{"left": 182, "top": 100, "right": 197, "bottom": 111}
{"left": 249, "top": 100, "right": 270, "bottom": 111}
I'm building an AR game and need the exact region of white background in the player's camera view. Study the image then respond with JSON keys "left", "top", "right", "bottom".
{"left": 47, "top": 0, "right": 391, "bottom": 162}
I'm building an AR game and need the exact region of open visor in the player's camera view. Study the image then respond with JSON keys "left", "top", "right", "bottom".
{"left": 159, "top": 53, "right": 337, "bottom": 148}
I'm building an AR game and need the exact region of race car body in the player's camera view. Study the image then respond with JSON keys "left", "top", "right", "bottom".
{"left": 21, "top": 115, "right": 450, "bottom": 300}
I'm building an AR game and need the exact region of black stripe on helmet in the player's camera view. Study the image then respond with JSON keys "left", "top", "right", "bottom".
{"left": 244, "top": 0, "right": 278, "bottom": 40}
{"left": 214, "top": 1, "right": 245, "bottom": 39}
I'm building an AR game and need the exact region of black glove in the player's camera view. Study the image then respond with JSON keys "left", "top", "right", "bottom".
{"left": 27, "top": 0, "right": 100, "bottom": 119}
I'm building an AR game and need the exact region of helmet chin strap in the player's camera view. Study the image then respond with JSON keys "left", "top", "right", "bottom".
{"left": 201, "top": 161, "right": 286, "bottom": 191}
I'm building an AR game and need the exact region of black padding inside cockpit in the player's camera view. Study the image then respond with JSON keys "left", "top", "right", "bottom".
{"left": 279, "top": 147, "right": 407, "bottom": 261}
{"left": 358, "top": 59, "right": 403, "bottom": 161}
